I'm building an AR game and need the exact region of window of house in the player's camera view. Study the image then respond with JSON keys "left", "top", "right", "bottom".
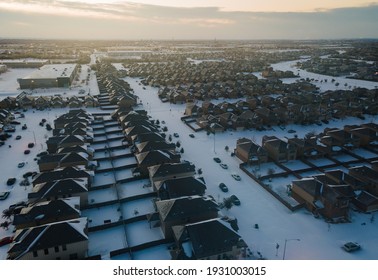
{"left": 33, "top": 251, "right": 38, "bottom": 258}
{"left": 54, "top": 246, "right": 59, "bottom": 253}
{"left": 62, "top": 244, "right": 67, "bottom": 251}
{"left": 44, "top": 248, "right": 49, "bottom": 255}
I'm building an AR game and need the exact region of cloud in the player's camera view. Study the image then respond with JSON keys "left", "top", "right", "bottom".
{"left": 0, "top": 1, "right": 377, "bottom": 40}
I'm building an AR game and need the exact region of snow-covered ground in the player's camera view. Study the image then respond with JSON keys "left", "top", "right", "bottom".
{"left": 122, "top": 75, "right": 378, "bottom": 260}
{"left": 1, "top": 54, "right": 378, "bottom": 261}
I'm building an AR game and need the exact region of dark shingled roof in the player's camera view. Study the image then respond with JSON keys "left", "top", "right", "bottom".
{"left": 172, "top": 218, "right": 246, "bottom": 259}
{"left": 8, "top": 218, "right": 88, "bottom": 260}
{"left": 156, "top": 196, "right": 218, "bottom": 222}
{"left": 13, "top": 198, "right": 80, "bottom": 227}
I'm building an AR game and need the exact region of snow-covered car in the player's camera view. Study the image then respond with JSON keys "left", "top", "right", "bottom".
{"left": 231, "top": 174, "right": 241, "bottom": 181}
{"left": 220, "top": 163, "right": 228, "bottom": 169}
{"left": 218, "top": 183, "right": 229, "bottom": 192}
{"left": 342, "top": 242, "right": 361, "bottom": 252}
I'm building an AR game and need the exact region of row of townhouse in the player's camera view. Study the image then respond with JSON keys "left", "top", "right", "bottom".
{"left": 0, "top": 93, "right": 99, "bottom": 110}
{"left": 114, "top": 109, "right": 248, "bottom": 260}
{"left": 6, "top": 109, "right": 95, "bottom": 260}
{"left": 95, "top": 62, "right": 137, "bottom": 108}
{"left": 235, "top": 122, "right": 378, "bottom": 165}
{"left": 185, "top": 88, "right": 377, "bottom": 132}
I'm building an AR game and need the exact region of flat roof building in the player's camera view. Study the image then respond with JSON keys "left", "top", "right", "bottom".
{"left": 17, "top": 64, "right": 78, "bottom": 89}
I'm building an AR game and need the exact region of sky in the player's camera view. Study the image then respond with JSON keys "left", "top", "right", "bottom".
{"left": 0, "top": 0, "right": 377, "bottom": 40}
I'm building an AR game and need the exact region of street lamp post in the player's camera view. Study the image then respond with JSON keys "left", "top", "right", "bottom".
{"left": 282, "top": 238, "right": 300, "bottom": 260}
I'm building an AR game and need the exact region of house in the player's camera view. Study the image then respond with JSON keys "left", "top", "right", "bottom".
{"left": 38, "top": 152, "right": 90, "bottom": 172}
{"left": 32, "top": 166, "right": 94, "bottom": 187}
{"left": 68, "top": 96, "right": 83, "bottom": 108}
{"left": 46, "top": 135, "right": 86, "bottom": 154}
{"left": 135, "top": 150, "right": 181, "bottom": 176}
{"left": 288, "top": 137, "right": 327, "bottom": 159}
{"left": 57, "top": 145, "right": 94, "bottom": 159}
{"left": 262, "top": 136, "right": 297, "bottom": 162}
{"left": 7, "top": 218, "right": 88, "bottom": 260}
{"left": 292, "top": 176, "right": 355, "bottom": 222}
{"left": 352, "top": 191, "right": 378, "bottom": 213}
{"left": 34, "top": 96, "right": 50, "bottom": 109}
{"left": 234, "top": 138, "right": 268, "bottom": 165}
{"left": 154, "top": 196, "right": 219, "bottom": 239}
{"left": 135, "top": 141, "right": 176, "bottom": 154}
{"left": 349, "top": 166, "right": 378, "bottom": 196}
{"left": 17, "top": 94, "right": 34, "bottom": 109}
{"left": 28, "top": 178, "right": 89, "bottom": 206}
{"left": 154, "top": 177, "right": 207, "bottom": 200}
{"left": 325, "top": 129, "right": 360, "bottom": 149}
{"left": 324, "top": 169, "right": 367, "bottom": 191}
{"left": 148, "top": 162, "right": 196, "bottom": 184}
{"left": 171, "top": 218, "right": 247, "bottom": 260}
{"left": 348, "top": 127, "right": 377, "bottom": 146}
{"left": 124, "top": 125, "right": 158, "bottom": 141}
{"left": 84, "top": 95, "right": 99, "bottom": 108}
{"left": 12, "top": 197, "right": 81, "bottom": 230}
{"left": 131, "top": 132, "right": 166, "bottom": 145}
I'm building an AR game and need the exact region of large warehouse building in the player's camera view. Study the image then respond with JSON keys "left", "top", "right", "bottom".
{"left": 17, "top": 64, "right": 78, "bottom": 89}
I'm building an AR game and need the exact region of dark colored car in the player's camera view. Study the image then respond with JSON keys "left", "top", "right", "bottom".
{"left": 24, "top": 149, "right": 30, "bottom": 154}
{"left": 230, "top": 195, "right": 241, "bottom": 205}
{"left": 189, "top": 134, "right": 195, "bottom": 138}
{"left": 0, "top": 191, "right": 10, "bottom": 200}
{"left": 28, "top": 142, "right": 35, "bottom": 148}
{"left": 0, "top": 236, "right": 13, "bottom": 247}
{"left": 6, "top": 177, "right": 16, "bottom": 186}
{"left": 213, "top": 157, "right": 221, "bottom": 163}
{"left": 15, "top": 135, "right": 22, "bottom": 140}
{"left": 219, "top": 183, "right": 229, "bottom": 192}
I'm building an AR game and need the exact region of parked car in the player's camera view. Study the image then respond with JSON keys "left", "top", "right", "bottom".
{"left": 219, "top": 183, "right": 229, "bottom": 192}
{"left": 0, "top": 236, "right": 13, "bottom": 247}
{"left": 230, "top": 194, "right": 241, "bottom": 205}
{"left": 24, "top": 149, "right": 30, "bottom": 154}
{"left": 173, "top": 133, "right": 179, "bottom": 137}
{"left": 213, "top": 157, "right": 221, "bottom": 163}
{"left": 231, "top": 174, "right": 241, "bottom": 181}
{"left": 0, "top": 191, "right": 10, "bottom": 200}
{"left": 15, "top": 135, "right": 22, "bottom": 140}
{"left": 220, "top": 163, "right": 228, "bottom": 169}
{"left": 0, "top": 141, "right": 4, "bottom": 146}
{"left": 22, "top": 124, "right": 27, "bottom": 130}
{"left": 342, "top": 242, "right": 361, "bottom": 252}
{"left": 18, "top": 162, "right": 25, "bottom": 168}
{"left": 189, "top": 134, "right": 195, "bottom": 138}
{"left": 6, "top": 177, "right": 16, "bottom": 186}
{"left": 28, "top": 142, "right": 35, "bottom": 148}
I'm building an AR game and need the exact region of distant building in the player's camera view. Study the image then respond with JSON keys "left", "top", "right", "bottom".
{"left": 17, "top": 64, "right": 78, "bottom": 89}
{"left": 0, "top": 59, "right": 48, "bottom": 68}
